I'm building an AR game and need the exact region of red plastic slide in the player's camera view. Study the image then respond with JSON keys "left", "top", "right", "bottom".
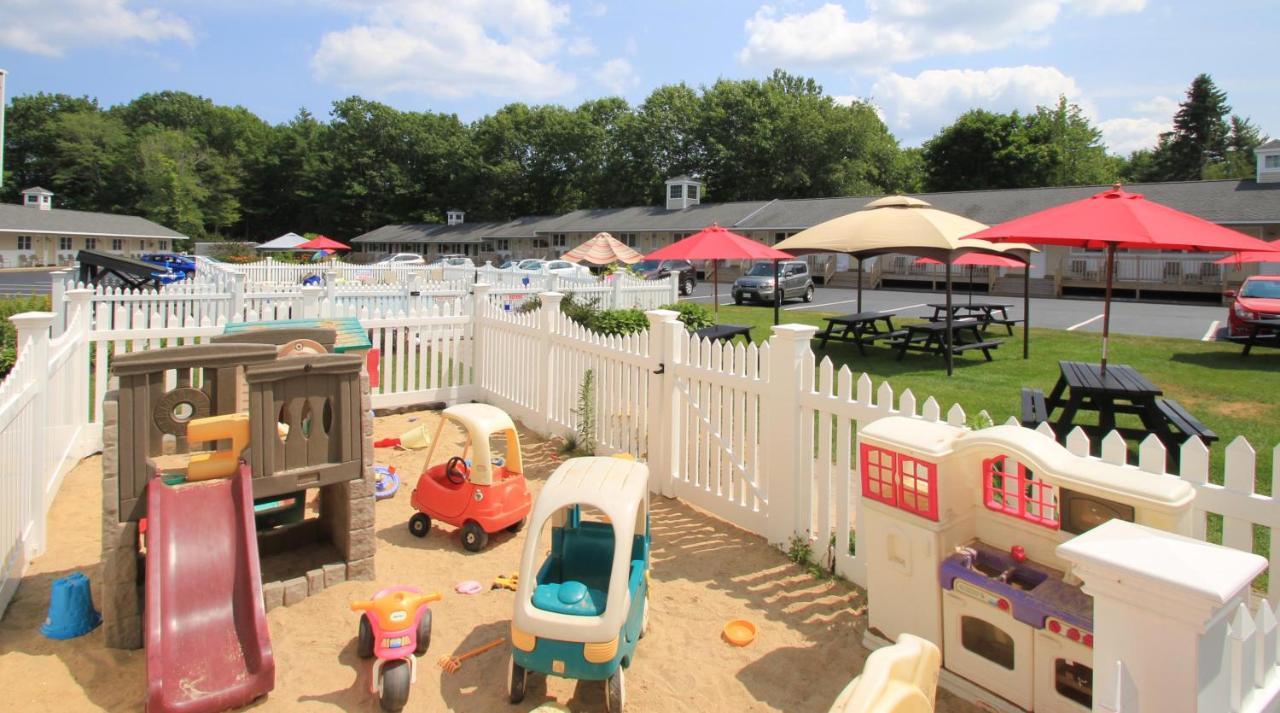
{"left": 146, "top": 464, "right": 275, "bottom": 713}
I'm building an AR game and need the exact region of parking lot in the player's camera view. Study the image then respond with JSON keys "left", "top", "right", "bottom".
{"left": 681, "top": 282, "right": 1228, "bottom": 341}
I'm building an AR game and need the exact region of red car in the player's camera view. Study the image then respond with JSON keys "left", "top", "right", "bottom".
{"left": 1226, "top": 275, "right": 1280, "bottom": 336}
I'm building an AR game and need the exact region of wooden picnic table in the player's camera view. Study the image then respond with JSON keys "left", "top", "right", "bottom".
{"left": 927, "top": 302, "right": 1020, "bottom": 335}
{"left": 889, "top": 318, "right": 1003, "bottom": 362}
{"left": 1033, "top": 360, "right": 1217, "bottom": 458}
{"left": 816, "top": 311, "right": 897, "bottom": 353}
{"left": 1229, "top": 318, "right": 1280, "bottom": 356}
{"left": 693, "top": 323, "right": 753, "bottom": 344}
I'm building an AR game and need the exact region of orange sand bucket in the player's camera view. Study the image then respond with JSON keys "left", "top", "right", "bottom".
{"left": 722, "top": 619, "right": 756, "bottom": 646}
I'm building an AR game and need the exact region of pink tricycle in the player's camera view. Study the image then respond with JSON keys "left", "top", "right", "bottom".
{"left": 351, "top": 587, "right": 443, "bottom": 712}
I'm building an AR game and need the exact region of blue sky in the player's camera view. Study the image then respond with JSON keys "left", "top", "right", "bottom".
{"left": 1, "top": 0, "right": 1275, "bottom": 155}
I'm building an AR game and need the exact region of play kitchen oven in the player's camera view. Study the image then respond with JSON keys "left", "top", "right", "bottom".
{"left": 940, "top": 541, "right": 1093, "bottom": 712}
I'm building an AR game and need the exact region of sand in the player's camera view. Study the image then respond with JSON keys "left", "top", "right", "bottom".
{"left": 0, "top": 409, "right": 978, "bottom": 712}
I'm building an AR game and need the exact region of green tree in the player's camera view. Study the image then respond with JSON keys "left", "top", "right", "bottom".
{"left": 1, "top": 93, "right": 100, "bottom": 201}
{"left": 1154, "top": 74, "right": 1232, "bottom": 180}
{"left": 1203, "top": 115, "right": 1264, "bottom": 180}
{"left": 134, "top": 128, "right": 209, "bottom": 237}
{"left": 922, "top": 109, "right": 1032, "bottom": 191}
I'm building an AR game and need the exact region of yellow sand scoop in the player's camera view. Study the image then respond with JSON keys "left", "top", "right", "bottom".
{"left": 437, "top": 637, "right": 505, "bottom": 674}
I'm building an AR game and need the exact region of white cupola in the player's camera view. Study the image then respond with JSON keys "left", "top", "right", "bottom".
{"left": 21, "top": 186, "right": 54, "bottom": 210}
{"left": 447, "top": 210, "right": 465, "bottom": 226}
{"left": 664, "top": 175, "right": 702, "bottom": 210}
{"left": 1256, "top": 139, "right": 1280, "bottom": 184}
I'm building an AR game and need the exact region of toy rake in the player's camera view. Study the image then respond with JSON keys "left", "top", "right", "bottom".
{"left": 437, "top": 637, "right": 505, "bottom": 674}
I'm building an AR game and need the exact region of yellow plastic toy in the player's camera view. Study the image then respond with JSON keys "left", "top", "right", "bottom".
{"left": 828, "top": 634, "right": 941, "bottom": 713}
{"left": 186, "top": 413, "right": 251, "bottom": 481}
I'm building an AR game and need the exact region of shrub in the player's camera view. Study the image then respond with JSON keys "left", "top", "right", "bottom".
{"left": 591, "top": 308, "right": 648, "bottom": 336}
{"left": 0, "top": 295, "right": 53, "bottom": 378}
{"left": 559, "top": 293, "right": 601, "bottom": 327}
{"left": 659, "top": 301, "right": 715, "bottom": 331}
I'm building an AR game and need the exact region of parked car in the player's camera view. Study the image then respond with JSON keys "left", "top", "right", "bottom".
{"left": 732, "top": 260, "right": 814, "bottom": 305}
{"left": 634, "top": 259, "right": 697, "bottom": 296}
{"left": 377, "top": 252, "right": 426, "bottom": 265}
{"left": 1226, "top": 275, "right": 1280, "bottom": 336}
{"left": 428, "top": 254, "right": 475, "bottom": 269}
{"left": 140, "top": 253, "right": 196, "bottom": 277}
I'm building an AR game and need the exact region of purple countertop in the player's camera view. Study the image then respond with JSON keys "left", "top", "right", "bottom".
{"left": 940, "top": 540, "right": 1093, "bottom": 632}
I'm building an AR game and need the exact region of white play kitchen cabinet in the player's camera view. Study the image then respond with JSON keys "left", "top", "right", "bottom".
{"left": 856, "top": 417, "right": 1194, "bottom": 712}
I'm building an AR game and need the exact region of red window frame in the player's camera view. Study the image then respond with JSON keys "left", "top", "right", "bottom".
{"left": 860, "top": 444, "right": 938, "bottom": 521}
{"left": 983, "top": 455, "right": 1059, "bottom": 529}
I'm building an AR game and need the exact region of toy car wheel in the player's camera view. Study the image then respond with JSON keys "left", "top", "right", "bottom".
{"left": 357, "top": 615, "right": 375, "bottom": 658}
{"left": 507, "top": 654, "right": 527, "bottom": 704}
{"left": 803, "top": 285, "right": 814, "bottom": 303}
{"left": 461, "top": 521, "right": 489, "bottom": 552}
{"left": 681, "top": 278, "right": 694, "bottom": 296}
{"left": 640, "top": 594, "right": 650, "bottom": 639}
{"left": 605, "top": 667, "right": 625, "bottom": 713}
{"left": 505, "top": 518, "right": 526, "bottom": 534}
{"left": 408, "top": 513, "right": 431, "bottom": 538}
{"left": 379, "top": 659, "right": 411, "bottom": 712}
{"left": 414, "top": 609, "right": 433, "bottom": 656}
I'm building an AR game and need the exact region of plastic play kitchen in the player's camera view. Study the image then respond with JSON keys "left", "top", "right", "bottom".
{"left": 351, "top": 587, "right": 442, "bottom": 713}
{"left": 509, "top": 456, "right": 651, "bottom": 712}
{"left": 407, "top": 404, "right": 532, "bottom": 552}
{"left": 855, "top": 417, "right": 1194, "bottom": 712}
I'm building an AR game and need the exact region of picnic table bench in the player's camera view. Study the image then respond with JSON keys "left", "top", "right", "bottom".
{"left": 816, "top": 311, "right": 897, "bottom": 353}
{"left": 1226, "top": 318, "right": 1280, "bottom": 356}
{"left": 928, "top": 302, "right": 1020, "bottom": 335}
{"left": 887, "top": 319, "right": 1003, "bottom": 361}
{"left": 693, "top": 323, "right": 753, "bottom": 344}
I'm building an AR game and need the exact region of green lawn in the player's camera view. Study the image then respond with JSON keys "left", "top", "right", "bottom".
{"left": 708, "top": 304, "right": 1279, "bottom": 491}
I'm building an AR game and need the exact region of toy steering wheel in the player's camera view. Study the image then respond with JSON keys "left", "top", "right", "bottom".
{"left": 445, "top": 456, "right": 469, "bottom": 485}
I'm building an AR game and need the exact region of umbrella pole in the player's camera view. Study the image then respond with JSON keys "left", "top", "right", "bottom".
{"left": 1023, "top": 257, "right": 1030, "bottom": 360}
{"left": 1100, "top": 244, "right": 1116, "bottom": 377}
{"left": 857, "top": 257, "right": 863, "bottom": 313}
{"left": 714, "top": 262, "right": 719, "bottom": 319}
{"left": 969, "top": 265, "right": 974, "bottom": 306}
{"left": 946, "top": 259, "right": 954, "bottom": 377}
{"left": 773, "top": 259, "right": 781, "bottom": 326}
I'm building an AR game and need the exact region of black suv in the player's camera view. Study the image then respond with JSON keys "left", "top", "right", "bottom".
{"left": 635, "top": 259, "right": 698, "bottom": 296}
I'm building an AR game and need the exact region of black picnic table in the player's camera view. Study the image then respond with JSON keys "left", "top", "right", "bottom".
{"left": 1029, "top": 360, "right": 1217, "bottom": 459}
{"left": 890, "top": 318, "right": 1003, "bottom": 361}
{"left": 1229, "top": 318, "right": 1280, "bottom": 356}
{"left": 927, "top": 302, "right": 1019, "bottom": 335}
{"left": 817, "top": 311, "right": 897, "bottom": 353}
{"left": 693, "top": 323, "right": 753, "bottom": 344}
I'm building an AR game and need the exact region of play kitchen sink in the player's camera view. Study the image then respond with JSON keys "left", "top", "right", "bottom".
{"left": 941, "top": 541, "right": 1088, "bottom": 630}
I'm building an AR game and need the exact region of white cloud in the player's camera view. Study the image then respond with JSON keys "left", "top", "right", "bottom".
{"left": 872, "top": 65, "right": 1083, "bottom": 136}
{"left": 1098, "top": 117, "right": 1167, "bottom": 155}
{"left": 582, "top": 1, "right": 607, "bottom": 17}
{"left": 0, "top": 0, "right": 193, "bottom": 57}
{"left": 1133, "top": 95, "right": 1178, "bottom": 118}
{"left": 567, "top": 36, "right": 598, "bottom": 56}
{"left": 739, "top": 0, "right": 1145, "bottom": 69}
{"left": 311, "top": 0, "right": 576, "bottom": 99}
{"left": 593, "top": 58, "right": 638, "bottom": 94}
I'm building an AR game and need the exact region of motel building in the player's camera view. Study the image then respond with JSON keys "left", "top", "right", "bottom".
{"left": 0, "top": 187, "right": 186, "bottom": 268}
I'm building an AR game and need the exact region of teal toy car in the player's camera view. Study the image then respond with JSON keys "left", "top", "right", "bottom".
{"left": 508, "top": 456, "right": 650, "bottom": 712}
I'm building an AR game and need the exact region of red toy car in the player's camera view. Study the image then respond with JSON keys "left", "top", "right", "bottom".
{"left": 407, "top": 404, "right": 531, "bottom": 552}
{"left": 1226, "top": 275, "right": 1280, "bottom": 337}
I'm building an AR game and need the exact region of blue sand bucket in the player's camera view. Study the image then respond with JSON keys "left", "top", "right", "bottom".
{"left": 41, "top": 572, "right": 101, "bottom": 640}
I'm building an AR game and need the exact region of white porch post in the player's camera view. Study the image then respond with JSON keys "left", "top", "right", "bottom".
{"left": 764, "top": 323, "right": 818, "bottom": 546}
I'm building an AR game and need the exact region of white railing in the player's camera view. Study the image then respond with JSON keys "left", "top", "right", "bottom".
{"left": 1063, "top": 251, "right": 1227, "bottom": 286}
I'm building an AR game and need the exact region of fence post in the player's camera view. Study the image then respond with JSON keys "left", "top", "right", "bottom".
{"left": 229, "top": 271, "right": 245, "bottom": 322}
{"left": 671, "top": 274, "right": 679, "bottom": 303}
{"left": 301, "top": 285, "right": 323, "bottom": 319}
{"left": 611, "top": 275, "right": 623, "bottom": 310}
{"left": 644, "top": 309, "right": 681, "bottom": 498}
{"left": 537, "top": 292, "right": 564, "bottom": 434}
{"left": 764, "top": 323, "right": 818, "bottom": 547}
{"left": 10, "top": 311, "right": 55, "bottom": 558}
{"left": 325, "top": 270, "right": 338, "bottom": 317}
{"left": 50, "top": 269, "right": 68, "bottom": 337}
{"left": 65, "top": 289, "right": 94, "bottom": 430}
{"left": 473, "top": 284, "right": 490, "bottom": 390}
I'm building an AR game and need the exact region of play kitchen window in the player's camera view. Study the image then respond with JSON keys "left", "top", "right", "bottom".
{"left": 859, "top": 444, "right": 938, "bottom": 520}
{"left": 983, "top": 455, "right": 1059, "bottom": 529}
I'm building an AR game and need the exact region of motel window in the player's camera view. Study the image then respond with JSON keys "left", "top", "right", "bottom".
{"left": 619, "top": 233, "right": 637, "bottom": 247}
{"left": 859, "top": 444, "right": 938, "bottom": 521}
{"left": 86, "top": 238, "right": 97, "bottom": 249}
{"left": 983, "top": 455, "right": 1059, "bottom": 529}
{"left": 672, "top": 232, "right": 691, "bottom": 241}
{"left": 669, "top": 184, "right": 682, "bottom": 199}
{"left": 59, "top": 237, "right": 73, "bottom": 250}
{"left": 160, "top": 240, "right": 169, "bottom": 251}
{"left": 1266, "top": 155, "right": 1280, "bottom": 169}
{"left": 551, "top": 234, "right": 567, "bottom": 248}
{"left": 112, "top": 239, "right": 123, "bottom": 251}
{"left": 774, "top": 232, "right": 793, "bottom": 245}
{"left": 494, "top": 239, "right": 510, "bottom": 251}
{"left": 17, "top": 235, "right": 32, "bottom": 250}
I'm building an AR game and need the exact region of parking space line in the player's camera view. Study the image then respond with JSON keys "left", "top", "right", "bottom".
{"left": 1202, "top": 320, "right": 1220, "bottom": 341}
{"left": 885, "top": 302, "right": 927, "bottom": 313}
{"left": 1067, "top": 314, "right": 1104, "bottom": 331}
{"left": 784, "top": 298, "right": 859, "bottom": 311}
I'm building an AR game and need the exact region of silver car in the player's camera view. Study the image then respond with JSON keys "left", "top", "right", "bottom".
{"left": 732, "top": 261, "right": 814, "bottom": 305}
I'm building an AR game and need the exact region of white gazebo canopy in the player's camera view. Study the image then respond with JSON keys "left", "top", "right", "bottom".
{"left": 257, "top": 232, "right": 309, "bottom": 250}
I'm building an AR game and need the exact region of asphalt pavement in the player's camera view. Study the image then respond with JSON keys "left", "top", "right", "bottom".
{"left": 0, "top": 268, "right": 63, "bottom": 295}
{"left": 681, "top": 282, "right": 1228, "bottom": 341}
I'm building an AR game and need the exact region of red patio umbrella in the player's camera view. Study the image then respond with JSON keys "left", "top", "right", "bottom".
{"left": 645, "top": 224, "right": 793, "bottom": 319}
{"left": 296, "top": 235, "right": 350, "bottom": 252}
{"left": 966, "top": 183, "right": 1280, "bottom": 374}
{"left": 1215, "top": 250, "right": 1280, "bottom": 266}
{"left": 918, "top": 252, "right": 1032, "bottom": 357}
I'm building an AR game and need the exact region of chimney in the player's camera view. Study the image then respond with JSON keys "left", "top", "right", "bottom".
{"left": 20, "top": 186, "right": 53, "bottom": 210}
{"left": 664, "top": 175, "right": 702, "bottom": 210}
{"left": 447, "top": 210, "right": 464, "bottom": 226}
{"left": 1256, "top": 140, "right": 1280, "bottom": 184}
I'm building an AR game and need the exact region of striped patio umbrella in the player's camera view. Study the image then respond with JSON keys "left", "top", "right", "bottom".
{"left": 562, "top": 232, "right": 644, "bottom": 265}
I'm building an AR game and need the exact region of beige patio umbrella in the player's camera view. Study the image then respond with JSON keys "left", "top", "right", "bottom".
{"left": 776, "top": 196, "right": 1035, "bottom": 375}
{"left": 561, "top": 231, "right": 644, "bottom": 266}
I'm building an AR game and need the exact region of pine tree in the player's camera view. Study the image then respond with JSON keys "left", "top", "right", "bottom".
{"left": 1159, "top": 74, "right": 1232, "bottom": 180}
